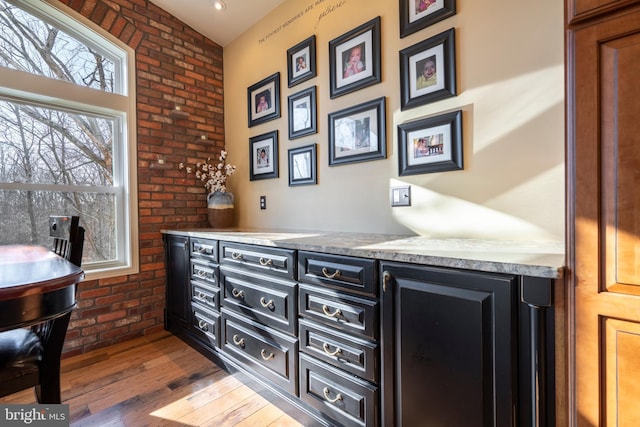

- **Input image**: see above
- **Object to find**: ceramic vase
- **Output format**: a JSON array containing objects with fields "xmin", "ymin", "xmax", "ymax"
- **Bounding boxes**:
[{"xmin": 207, "ymin": 191, "xmax": 234, "ymax": 228}]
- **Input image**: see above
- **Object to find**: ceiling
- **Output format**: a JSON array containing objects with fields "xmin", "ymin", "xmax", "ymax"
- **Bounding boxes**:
[{"xmin": 149, "ymin": 0, "xmax": 286, "ymax": 47}]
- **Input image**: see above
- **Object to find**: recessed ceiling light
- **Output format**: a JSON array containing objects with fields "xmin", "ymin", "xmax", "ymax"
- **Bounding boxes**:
[{"xmin": 211, "ymin": 0, "xmax": 226, "ymax": 11}]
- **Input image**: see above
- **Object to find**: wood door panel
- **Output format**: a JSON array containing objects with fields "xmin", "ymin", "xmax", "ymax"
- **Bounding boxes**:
[
  {"xmin": 601, "ymin": 33, "xmax": 640, "ymax": 292},
  {"xmin": 570, "ymin": 6, "xmax": 640, "ymax": 426},
  {"xmin": 604, "ymin": 319, "xmax": 640, "ymax": 426}
]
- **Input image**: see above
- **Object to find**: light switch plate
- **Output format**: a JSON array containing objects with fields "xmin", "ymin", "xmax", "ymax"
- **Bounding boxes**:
[
  {"xmin": 260, "ymin": 195, "xmax": 266, "ymax": 210},
  {"xmin": 391, "ymin": 185, "xmax": 411, "ymax": 207}
]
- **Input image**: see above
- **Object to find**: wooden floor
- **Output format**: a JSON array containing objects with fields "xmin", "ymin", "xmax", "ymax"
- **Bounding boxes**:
[{"xmin": 0, "ymin": 331, "xmax": 304, "ymax": 427}]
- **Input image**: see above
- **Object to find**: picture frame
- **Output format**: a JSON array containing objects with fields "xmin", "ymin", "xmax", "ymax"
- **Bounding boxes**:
[
  {"xmin": 400, "ymin": 27, "xmax": 456, "ymax": 111},
  {"xmin": 288, "ymin": 86, "xmax": 317, "ymax": 140},
  {"xmin": 399, "ymin": 0, "xmax": 456, "ymax": 38},
  {"xmin": 287, "ymin": 35, "xmax": 316, "ymax": 87},
  {"xmin": 329, "ymin": 16, "xmax": 381, "ymax": 99},
  {"xmin": 288, "ymin": 144, "xmax": 317, "ymax": 186},
  {"xmin": 397, "ymin": 110, "xmax": 463, "ymax": 176},
  {"xmin": 249, "ymin": 130, "xmax": 279, "ymax": 180},
  {"xmin": 328, "ymin": 97, "xmax": 386, "ymax": 166},
  {"xmin": 247, "ymin": 72, "xmax": 280, "ymax": 127}
]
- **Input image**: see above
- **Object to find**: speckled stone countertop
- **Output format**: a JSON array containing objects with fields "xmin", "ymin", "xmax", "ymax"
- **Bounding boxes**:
[{"xmin": 161, "ymin": 228, "xmax": 565, "ymax": 279}]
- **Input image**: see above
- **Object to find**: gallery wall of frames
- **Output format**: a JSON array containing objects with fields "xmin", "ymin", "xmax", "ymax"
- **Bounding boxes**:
[{"xmin": 246, "ymin": 0, "xmax": 459, "ymax": 188}]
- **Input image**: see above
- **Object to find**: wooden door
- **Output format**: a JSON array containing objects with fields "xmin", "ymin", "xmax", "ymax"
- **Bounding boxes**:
[{"xmin": 569, "ymin": 5, "xmax": 640, "ymax": 425}]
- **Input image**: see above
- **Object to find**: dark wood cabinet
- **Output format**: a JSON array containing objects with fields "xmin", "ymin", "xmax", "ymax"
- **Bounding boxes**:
[
  {"xmin": 163, "ymin": 232, "xmax": 557, "ymax": 427},
  {"xmin": 380, "ymin": 262, "xmax": 519, "ymax": 427},
  {"xmin": 163, "ymin": 233, "xmax": 190, "ymax": 331}
]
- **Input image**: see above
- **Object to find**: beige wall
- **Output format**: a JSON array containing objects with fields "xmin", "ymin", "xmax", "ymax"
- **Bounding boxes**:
[{"xmin": 223, "ymin": 0, "xmax": 564, "ymax": 242}]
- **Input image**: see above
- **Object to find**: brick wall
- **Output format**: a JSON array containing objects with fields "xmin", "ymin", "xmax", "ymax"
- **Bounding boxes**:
[{"xmin": 56, "ymin": 0, "xmax": 224, "ymax": 356}]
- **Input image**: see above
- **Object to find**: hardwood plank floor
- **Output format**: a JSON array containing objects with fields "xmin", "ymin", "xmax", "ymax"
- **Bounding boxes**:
[{"xmin": 0, "ymin": 331, "xmax": 305, "ymax": 427}]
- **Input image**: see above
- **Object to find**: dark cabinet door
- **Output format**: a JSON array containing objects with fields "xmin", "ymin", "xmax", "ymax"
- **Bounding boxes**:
[
  {"xmin": 164, "ymin": 234, "xmax": 190, "ymax": 330},
  {"xmin": 380, "ymin": 262, "xmax": 517, "ymax": 427}
]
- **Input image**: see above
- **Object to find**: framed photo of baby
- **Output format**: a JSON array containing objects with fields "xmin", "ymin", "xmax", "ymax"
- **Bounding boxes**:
[
  {"xmin": 400, "ymin": 28, "xmax": 456, "ymax": 111},
  {"xmin": 247, "ymin": 72, "xmax": 280, "ymax": 127},
  {"xmin": 399, "ymin": 0, "xmax": 456, "ymax": 38},
  {"xmin": 249, "ymin": 130, "xmax": 279, "ymax": 180},
  {"xmin": 287, "ymin": 35, "xmax": 316, "ymax": 87},
  {"xmin": 329, "ymin": 17, "xmax": 381, "ymax": 99},
  {"xmin": 397, "ymin": 110, "xmax": 463, "ymax": 176}
]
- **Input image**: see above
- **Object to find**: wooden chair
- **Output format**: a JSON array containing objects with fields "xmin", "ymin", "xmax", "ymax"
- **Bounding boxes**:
[{"xmin": 0, "ymin": 215, "xmax": 85, "ymax": 403}]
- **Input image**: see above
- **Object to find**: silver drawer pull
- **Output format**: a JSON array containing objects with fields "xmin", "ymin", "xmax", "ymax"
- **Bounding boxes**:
[
  {"xmin": 260, "ymin": 349, "xmax": 275, "ymax": 361},
  {"xmin": 197, "ymin": 246, "xmax": 206, "ymax": 253},
  {"xmin": 198, "ymin": 320, "xmax": 208, "ymax": 331},
  {"xmin": 322, "ymin": 343, "xmax": 342, "ymax": 357},
  {"xmin": 197, "ymin": 292, "xmax": 207, "ymax": 301},
  {"xmin": 321, "ymin": 267, "xmax": 341, "ymax": 279},
  {"xmin": 232, "ymin": 334, "xmax": 245, "ymax": 347},
  {"xmin": 259, "ymin": 257, "xmax": 273, "ymax": 266},
  {"xmin": 260, "ymin": 297, "xmax": 274, "ymax": 309},
  {"xmin": 231, "ymin": 252, "xmax": 243, "ymax": 260},
  {"xmin": 196, "ymin": 270, "xmax": 207, "ymax": 278},
  {"xmin": 323, "ymin": 387, "xmax": 343, "ymax": 403},
  {"xmin": 231, "ymin": 288, "xmax": 245, "ymax": 298},
  {"xmin": 322, "ymin": 304, "xmax": 342, "ymax": 318}
]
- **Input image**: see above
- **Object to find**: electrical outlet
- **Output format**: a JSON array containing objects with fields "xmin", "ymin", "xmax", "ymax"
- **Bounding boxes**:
[
  {"xmin": 260, "ymin": 195, "xmax": 266, "ymax": 210},
  {"xmin": 391, "ymin": 186, "xmax": 411, "ymax": 207}
]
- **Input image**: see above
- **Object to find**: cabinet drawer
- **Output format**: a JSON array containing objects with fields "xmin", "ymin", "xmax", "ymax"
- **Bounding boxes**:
[
  {"xmin": 299, "ymin": 319, "xmax": 378, "ymax": 383},
  {"xmin": 192, "ymin": 281, "xmax": 220, "ymax": 311},
  {"xmin": 220, "ymin": 266, "xmax": 297, "ymax": 335},
  {"xmin": 220, "ymin": 309, "xmax": 298, "ymax": 396},
  {"xmin": 192, "ymin": 303, "xmax": 220, "ymax": 349},
  {"xmin": 190, "ymin": 237, "xmax": 218, "ymax": 262},
  {"xmin": 299, "ymin": 284, "xmax": 378, "ymax": 340},
  {"xmin": 191, "ymin": 259, "xmax": 218, "ymax": 287},
  {"xmin": 299, "ymin": 252, "xmax": 377, "ymax": 297},
  {"xmin": 220, "ymin": 241, "xmax": 296, "ymax": 280},
  {"xmin": 299, "ymin": 353, "xmax": 378, "ymax": 427}
]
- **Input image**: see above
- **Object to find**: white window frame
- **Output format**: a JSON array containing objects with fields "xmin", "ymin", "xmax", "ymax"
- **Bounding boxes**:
[{"xmin": 0, "ymin": 0, "xmax": 139, "ymax": 280}]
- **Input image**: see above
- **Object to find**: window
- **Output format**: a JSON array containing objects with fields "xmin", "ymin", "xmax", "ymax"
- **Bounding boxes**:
[{"xmin": 0, "ymin": 0, "xmax": 138, "ymax": 279}]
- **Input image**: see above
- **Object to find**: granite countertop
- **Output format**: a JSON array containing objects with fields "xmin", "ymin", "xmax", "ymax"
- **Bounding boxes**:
[{"xmin": 161, "ymin": 228, "xmax": 565, "ymax": 279}]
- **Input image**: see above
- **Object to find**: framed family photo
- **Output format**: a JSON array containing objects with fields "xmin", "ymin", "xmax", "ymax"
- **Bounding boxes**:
[
  {"xmin": 397, "ymin": 110, "xmax": 463, "ymax": 176},
  {"xmin": 288, "ymin": 144, "xmax": 317, "ymax": 186},
  {"xmin": 400, "ymin": 28, "xmax": 456, "ymax": 110},
  {"xmin": 399, "ymin": 0, "xmax": 456, "ymax": 38},
  {"xmin": 249, "ymin": 130, "xmax": 279, "ymax": 180},
  {"xmin": 328, "ymin": 97, "xmax": 386, "ymax": 166},
  {"xmin": 247, "ymin": 72, "xmax": 280, "ymax": 127},
  {"xmin": 288, "ymin": 86, "xmax": 317, "ymax": 140},
  {"xmin": 329, "ymin": 16, "xmax": 381, "ymax": 98},
  {"xmin": 287, "ymin": 35, "xmax": 316, "ymax": 87}
]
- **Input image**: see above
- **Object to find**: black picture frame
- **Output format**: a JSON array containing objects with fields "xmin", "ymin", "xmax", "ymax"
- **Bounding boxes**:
[
  {"xmin": 247, "ymin": 72, "xmax": 280, "ymax": 127},
  {"xmin": 329, "ymin": 16, "xmax": 381, "ymax": 99},
  {"xmin": 399, "ymin": 0, "xmax": 456, "ymax": 38},
  {"xmin": 288, "ymin": 144, "xmax": 317, "ymax": 186},
  {"xmin": 328, "ymin": 97, "xmax": 386, "ymax": 166},
  {"xmin": 397, "ymin": 110, "xmax": 463, "ymax": 176},
  {"xmin": 400, "ymin": 27, "xmax": 456, "ymax": 111},
  {"xmin": 287, "ymin": 35, "xmax": 316, "ymax": 87},
  {"xmin": 249, "ymin": 130, "xmax": 279, "ymax": 180},
  {"xmin": 288, "ymin": 86, "xmax": 317, "ymax": 140}
]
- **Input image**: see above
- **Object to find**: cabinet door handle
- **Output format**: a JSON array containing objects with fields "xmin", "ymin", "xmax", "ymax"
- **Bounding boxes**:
[
  {"xmin": 231, "ymin": 252, "xmax": 243, "ymax": 260},
  {"xmin": 259, "ymin": 257, "xmax": 273, "ymax": 266},
  {"xmin": 323, "ymin": 387, "xmax": 343, "ymax": 403},
  {"xmin": 232, "ymin": 334, "xmax": 245, "ymax": 347},
  {"xmin": 322, "ymin": 343, "xmax": 342, "ymax": 357},
  {"xmin": 198, "ymin": 320, "xmax": 208, "ymax": 331},
  {"xmin": 260, "ymin": 349, "xmax": 275, "ymax": 360},
  {"xmin": 260, "ymin": 297, "xmax": 274, "ymax": 309},
  {"xmin": 383, "ymin": 270, "xmax": 392, "ymax": 292},
  {"xmin": 321, "ymin": 267, "xmax": 341, "ymax": 279},
  {"xmin": 231, "ymin": 288, "xmax": 245, "ymax": 298},
  {"xmin": 322, "ymin": 304, "xmax": 342, "ymax": 318}
]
